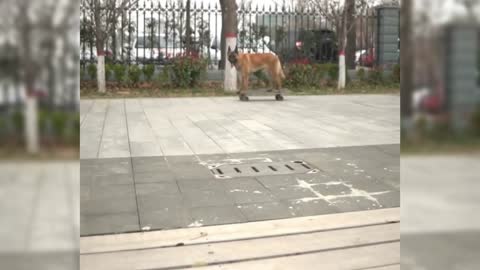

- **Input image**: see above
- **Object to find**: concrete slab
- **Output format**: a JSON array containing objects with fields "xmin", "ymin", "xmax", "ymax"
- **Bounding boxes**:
[
  {"xmin": 81, "ymin": 212, "xmax": 139, "ymax": 236},
  {"xmin": 139, "ymin": 207, "xmax": 191, "ymax": 230},
  {"xmin": 237, "ymin": 201, "xmax": 296, "ymax": 221},
  {"xmin": 80, "ymin": 145, "xmax": 399, "ymax": 236},
  {"xmin": 189, "ymin": 205, "xmax": 248, "ymax": 227},
  {"xmin": 80, "ymin": 95, "xmax": 399, "ymax": 159}
]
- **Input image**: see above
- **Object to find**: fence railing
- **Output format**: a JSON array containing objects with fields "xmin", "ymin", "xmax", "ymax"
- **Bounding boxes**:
[{"xmin": 80, "ymin": 1, "xmax": 379, "ymax": 70}]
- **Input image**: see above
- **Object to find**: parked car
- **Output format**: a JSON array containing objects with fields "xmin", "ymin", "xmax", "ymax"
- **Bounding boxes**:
[
  {"xmin": 356, "ymin": 48, "xmax": 376, "ymax": 67},
  {"xmin": 413, "ymin": 86, "xmax": 444, "ymax": 114},
  {"xmin": 284, "ymin": 29, "xmax": 337, "ymax": 64},
  {"xmin": 126, "ymin": 35, "xmax": 184, "ymax": 63}
]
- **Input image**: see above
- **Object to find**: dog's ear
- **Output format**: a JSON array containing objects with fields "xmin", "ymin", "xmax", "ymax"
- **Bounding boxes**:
[
  {"xmin": 234, "ymin": 46, "xmax": 238, "ymax": 53},
  {"xmin": 228, "ymin": 46, "xmax": 232, "ymax": 54}
]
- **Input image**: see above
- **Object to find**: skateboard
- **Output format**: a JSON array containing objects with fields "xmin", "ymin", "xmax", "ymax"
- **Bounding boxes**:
[{"xmin": 238, "ymin": 93, "xmax": 284, "ymax": 101}]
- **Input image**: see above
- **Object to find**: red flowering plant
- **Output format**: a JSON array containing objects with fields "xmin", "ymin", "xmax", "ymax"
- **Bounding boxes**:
[{"xmin": 166, "ymin": 52, "xmax": 207, "ymax": 88}]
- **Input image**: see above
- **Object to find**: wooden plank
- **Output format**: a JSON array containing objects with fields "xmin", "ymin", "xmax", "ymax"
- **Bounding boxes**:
[
  {"xmin": 81, "ymin": 223, "xmax": 398, "ymax": 270},
  {"xmin": 81, "ymin": 208, "xmax": 399, "ymax": 254},
  {"xmin": 81, "ymin": 209, "xmax": 399, "ymax": 270},
  {"xmin": 200, "ymin": 243, "xmax": 400, "ymax": 270}
]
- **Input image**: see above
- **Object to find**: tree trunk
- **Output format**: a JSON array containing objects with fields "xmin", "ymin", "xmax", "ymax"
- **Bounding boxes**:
[
  {"xmin": 345, "ymin": 0, "xmax": 356, "ymax": 69},
  {"xmin": 24, "ymin": 95, "xmax": 39, "ymax": 154},
  {"xmin": 337, "ymin": 6, "xmax": 348, "ymax": 90},
  {"xmin": 220, "ymin": 0, "xmax": 238, "ymax": 92},
  {"xmin": 19, "ymin": 4, "xmax": 39, "ymax": 154},
  {"xmin": 96, "ymin": 32, "xmax": 106, "ymax": 93},
  {"xmin": 224, "ymin": 37, "xmax": 237, "ymax": 92},
  {"xmin": 97, "ymin": 54, "xmax": 106, "ymax": 93},
  {"xmin": 219, "ymin": 3, "xmax": 226, "ymax": 70},
  {"xmin": 401, "ymin": 0, "xmax": 413, "ymax": 118},
  {"xmin": 94, "ymin": 1, "xmax": 106, "ymax": 93}
]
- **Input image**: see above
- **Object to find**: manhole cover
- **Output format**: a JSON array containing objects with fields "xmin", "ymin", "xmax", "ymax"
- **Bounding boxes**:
[{"xmin": 208, "ymin": 160, "xmax": 319, "ymax": 178}]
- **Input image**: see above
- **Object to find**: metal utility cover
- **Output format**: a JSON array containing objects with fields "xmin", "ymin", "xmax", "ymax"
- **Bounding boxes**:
[{"xmin": 210, "ymin": 161, "xmax": 318, "ymax": 178}]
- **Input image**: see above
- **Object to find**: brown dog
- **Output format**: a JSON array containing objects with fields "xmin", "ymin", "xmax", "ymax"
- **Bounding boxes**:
[{"xmin": 227, "ymin": 46, "xmax": 285, "ymax": 101}]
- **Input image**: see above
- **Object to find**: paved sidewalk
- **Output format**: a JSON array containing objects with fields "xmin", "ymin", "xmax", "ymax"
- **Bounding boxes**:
[
  {"xmin": 81, "ymin": 144, "xmax": 399, "ymax": 236},
  {"xmin": 80, "ymin": 95, "xmax": 399, "ymax": 159},
  {"xmin": 401, "ymin": 155, "xmax": 480, "ymax": 270},
  {"xmin": 0, "ymin": 162, "xmax": 79, "ymax": 270}
]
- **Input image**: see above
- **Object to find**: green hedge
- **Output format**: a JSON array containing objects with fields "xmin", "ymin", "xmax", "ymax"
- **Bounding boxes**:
[
  {"xmin": 284, "ymin": 63, "xmax": 339, "ymax": 88},
  {"xmin": 163, "ymin": 56, "xmax": 207, "ymax": 88}
]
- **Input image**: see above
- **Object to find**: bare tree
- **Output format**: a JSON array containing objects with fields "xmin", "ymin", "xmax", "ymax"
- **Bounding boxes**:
[{"xmin": 83, "ymin": 0, "xmax": 138, "ymax": 93}]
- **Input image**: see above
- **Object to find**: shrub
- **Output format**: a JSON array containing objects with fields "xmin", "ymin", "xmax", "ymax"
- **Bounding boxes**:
[
  {"xmin": 105, "ymin": 63, "xmax": 114, "ymax": 81},
  {"xmin": 142, "ymin": 64, "xmax": 155, "ymax": 81},
  {"xmin": 284, "ymin": 64, "xmax": 313, "ymax": 87},
  {"xmin": 51, "ymin": 111, "xmax": 68, "ymax": 137},
  {"xmin": 471, "ymin": 104, "xmax": 480, "ymax": 136},
  {"xmin": 80, "ymin": 67, "xmax": 86, "ymax": 80},
  {"xmin": 113, "ymin": 64, "xmax": 127, "ymax": 82},
  {"xmin": 284, "ymin": 63, "xmax": 338, "ymax": 88},
  {"xmin": 392, "ymin": 64, "xmax": 400, "ymax": 83},
  {"xmin": 165, "ymin": 55, "xmax": 207, "ymax": 88},
  {"xmin": 367, "ymin": 67, "xmax": 383, "ymax": 85},
  {"xmin": 356, "ymin": 68, "xmax": 366, "ymax": 82},
  {"xmin": 323, "ymin": 63, "xmax": 339, "ymax": 81},
  {"xmin": 128, "ymin": 65, "xmax": 142, "ymax": 84},
  {"xmin": 12, "ymin": 110, "xmax": 23, "ymax": 133},
  {"xmin": 87, "ymin": 64, "xmax": 97, "ymax": 80}
]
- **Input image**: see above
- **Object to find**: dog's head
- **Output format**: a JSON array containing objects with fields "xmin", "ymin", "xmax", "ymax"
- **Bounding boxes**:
[{"xmin": 227, "ymin": 46, "xmax": 239, "ymax": 68}]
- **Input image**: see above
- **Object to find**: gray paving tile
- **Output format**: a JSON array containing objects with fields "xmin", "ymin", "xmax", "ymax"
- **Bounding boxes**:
[
  {"xmin": 282, "ymin": 199, "xmax": 339, "ymax": 217},
  {"xmin": 182, "ymin": 189, "xmax": 234, "ymax": 208},
  {"xmin": 81, "ymin": 196, "xmax": 137, "ymax": 215},
  {"xmin": 267, "ymin": 185, "xmax": 317, "ymax": 200},
  {"xmin": 329, "ymin": 197, "xmax": 384, "ymax": 213},
  {"xmin": 170, "ymin": 165, "xmax": 215, "ymax": 181},
  {"xmin": 81, "ymin": 212, "xmax": 139, "ymax": 236},
  {"xmin": 89, "ymin": 184, "xmax": 135, "ymax": 200},
  {"xmin": 177, "ymin": 179, "xmax": 225, "ymax": 192},
  {"xmin": 134, "ymin": 171, "xmax": 176, "ymax": 183},
  {"xmin": 346, "ymin": 177, "xmax": 398, "ymax": 193},
  {"xmin": 312, "ymin": 182, "xmax": 352, "ymax": 196},
  {"xmin": 135, "ymin": 183, "xmax": 180, "ymax": 196},
  {"xmin": 132, "ymin": 156, "xmax": 169, "ymax": 173},
  {"xmin": 91, "ymin": 174, "xmax": 133, "ymax": 186},
  {"xmin": 372, "ymin": 190, "xmax": 400, "ymax": 208},
  {"xmin": 255, "ymin": 174, "xmax": 300, "ymax": 188},
  {"xmin": 189, "ymin": 205, "xmax": 247, "ymax": 226},
  {"xmin": 137, "ymin": 193, "xmax": 183, "ymax": 212},
  {"xmin": 237, "ymin": 201, "xmax": 295, "ymax": 222},
  {"xmin": 139, "ymin": 207, "xmax": 191, "ymax": 230},
  {"xmin": 223, "ymin": 178, "xmax": 276, "ymax": 204}
]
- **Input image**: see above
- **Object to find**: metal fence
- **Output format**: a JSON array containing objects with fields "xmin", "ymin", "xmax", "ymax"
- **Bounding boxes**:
[{"xmin": 80, "ymin": 1, "xmax": 380, "ymax": 70}]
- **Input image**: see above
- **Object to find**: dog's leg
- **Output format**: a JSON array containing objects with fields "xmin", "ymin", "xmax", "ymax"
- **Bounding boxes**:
[{"xmin": 239, "ymin": 68, "xmax": 250, "ymax": 101}]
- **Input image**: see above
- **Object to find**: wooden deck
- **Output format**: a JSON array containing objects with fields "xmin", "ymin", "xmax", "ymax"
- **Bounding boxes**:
[{"xmin": 81, "ymin": 208, "xmax": 400, "ymax": 270}]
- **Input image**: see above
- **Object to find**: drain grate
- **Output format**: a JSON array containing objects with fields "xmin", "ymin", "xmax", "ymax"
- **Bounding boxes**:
[{"xmin": 209, "ymin": 160, "xmax": 318, "ymax": 178}]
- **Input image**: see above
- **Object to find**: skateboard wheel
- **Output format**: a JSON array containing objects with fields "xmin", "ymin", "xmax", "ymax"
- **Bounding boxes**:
[
  {"xmin": 275, "ymin": 94, "xmax": 284, "ymax": 101},
  {"xmin": 239, "ymin": 94, "xmax": 249, "ymax": 101}
]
